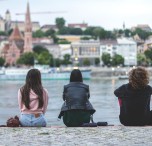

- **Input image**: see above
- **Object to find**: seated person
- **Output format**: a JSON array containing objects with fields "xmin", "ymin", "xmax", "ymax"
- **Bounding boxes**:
[
  {"xmin": 58, "ymin": 69, "xmax": 95, "ymax": 127},
  {"xmin": 114, "ymin": 67, "xmax": 152, "ymax": 126},
  {"xmin": 18, "ymin": 69, "xmax": 49, "ymax": 127}
]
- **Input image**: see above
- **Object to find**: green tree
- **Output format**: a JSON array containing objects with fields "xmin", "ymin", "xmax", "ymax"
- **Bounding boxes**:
[
  {"xmin": 8, "ymin": 29, "xmax": 13, "ymax": 36},
  {"xmin": 93, "ymin": 28, "xmax": 101, "ymax": 38},
  {"xmin": 106, "ymin": 31, "xmax": 116, "ymax": 39},
  {"xmin": 144, "ymin": 49, "xmax": 152, "ymax": 60},
  {"xmin": 37, "ymin": 51, "xmax": 53, "ymax": 65},
  {"xmin": 101, "ymin": 53, "xmax": 111, "ymax": 66},
  {"xmin": 70, "ymin": 28, "xmax": 83, "ymax": 35},
  {"xmin": 33, "ymin": 45, "xmax": 49, "ymax": 55},
  {"xmin": 55, "ymin": 17, "xmax": 65, "ymax": 29},
  {"xmin": 137, "ymin": 53, "xmax": 147, "ymax": 66},
  {"xmin": 0, "ymin": 31, "xmax": 7, "ymax": 36},
  {"xmin": 118, "ymin": 29, "xmax": 123, "ymax": 35},
  {"xmin": 32, "ymin": 30, "xmax": 45, "ymax": 38},
  {"xmin": 17, "ymin": 52, "xmax": 34, "ymax": 66},
  {"xmin": 5, "ymin": 63, "xmax": 10, "ymax": 68},
  {"xmin": 99, "ymin": 28, "xmax": 106, "ymax": 39},
  {"xmin": 83, "ymin": 58, "xmax": 90, "ymax": 66},
  {"xmin": 51, "ymin": 34, "xmax": 59, "ymax": 44},
  {"xmin": 124, "ymin": 29, "xmax": 131, "ymax": 37},
  {"xmin": 58, "ymin": 39, "xmax": 70, "ymax": 44},
  {"xmin": 132, "ymin": 28, "xmax": 151, "ymax": 40},
  {"xmin": 54, "ymin": 58, "xmax": 61, "ymax": 67},
  {"xmin": 95, "ymin": 58, "xmax": 100, "ymax": 65},
  {"xmin": 80, "ymin": 37, "xmax": 90, "ymax": 40},
  {"xmin": 0, "ymin": 57, "xmax": 5, "ymax": 66},
  {"xmin": 83, "ymin": 27, "xmax": 95, "ymax": 36},
  {"xmin": 58, "ymin": 27, "xmax": 70, "ymax": 34},
  {"xmin": 111, "ymin": 54, "xmax": 124, "ymax": 66},
  {"xmin": 45, "ymin": 29, "xmax": 55, "ymax": 37},
  {"xmin": 62, "ymin": 54, "xmax": 72, "ymax": 65}
]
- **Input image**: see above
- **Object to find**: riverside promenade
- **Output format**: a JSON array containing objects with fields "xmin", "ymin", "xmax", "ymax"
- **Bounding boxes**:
[{"xmin": 1, "ymin": 126, "xmax": 152, "ymax": 145}]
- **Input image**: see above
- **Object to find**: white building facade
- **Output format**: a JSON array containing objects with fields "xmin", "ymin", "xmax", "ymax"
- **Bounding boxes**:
[
  {"xmin": 100, "ymin": 39, "xmax": 118, "ymax": 57},
  {"xmin": 71, "ymin": 40, "xmax": 100, "ymax": 66},
  {"xmin": 100, "ymin": 38, "xmax": 137, "ymax": 66},
  {"xmin": 117, "ymin": 38, "xmax": 137, "ymax": 66}
]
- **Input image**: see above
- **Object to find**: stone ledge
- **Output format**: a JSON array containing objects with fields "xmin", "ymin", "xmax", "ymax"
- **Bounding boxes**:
[{"xmin": 0, "ymin": 127, "xmax": 152, "ymax": 145}]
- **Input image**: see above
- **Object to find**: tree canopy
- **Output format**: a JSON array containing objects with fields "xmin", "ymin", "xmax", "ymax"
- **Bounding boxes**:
[
  {"xmin": 62, "ymin": 54, "xmax": 72, "ymax": 65},
  {"xmin": 55, "ymin": 17, "xmax": 65, "ymax": 29},
  {"xmin": 111, "ymin": 54, "xmax": 124, "ymax": 66},
  {"xmin": 83, "ymin": 58, "xmax": 90, "ymax": 66},
  {"xmin": 137, "ymin": 53, "xmax": 147, "ymax": 66},
  {"xmin": 101, "ymin": 53, "xmax": 111, "ymax": 66},
  {"xmin": 33, "ymin": 45, "xmax": 49, "ymax": 55},
  {"xmin": 0, "ymin": 57, "xmax": 5, "ymax": 66},
  {"xmin": 16, "ymin": 52, "xmax": 34, "ymax": 66},
  {"xmin": 95, "ymin": 58, "xmax": 100, "ymax": 65}
]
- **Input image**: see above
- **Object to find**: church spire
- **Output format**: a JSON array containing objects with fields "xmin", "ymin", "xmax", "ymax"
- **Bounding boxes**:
[
  {"xmin": 25, "ymin": 2, "xmax": 32, "ymax": 32},
  {"xmin": 24, "ymin": 2, "xmax": 32, "ymax": 52}
]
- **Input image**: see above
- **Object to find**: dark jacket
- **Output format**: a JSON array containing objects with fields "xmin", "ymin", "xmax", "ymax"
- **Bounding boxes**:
[
  {"xmin": 58, "ymin": 82, "xmax": 96, "ymax": 118},
  {"xmin": 114, "ymin": 83, "xmax": 152, "ymax": 126}
]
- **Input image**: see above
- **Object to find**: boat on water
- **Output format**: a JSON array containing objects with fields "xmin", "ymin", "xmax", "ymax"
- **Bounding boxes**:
[
  {"xmin": 0, "ymin": 67, "xmax": 91, "ymax": 80},
  {"xmin": 118, "ymin": 75, "xmax": 129, "ymax": 80}
]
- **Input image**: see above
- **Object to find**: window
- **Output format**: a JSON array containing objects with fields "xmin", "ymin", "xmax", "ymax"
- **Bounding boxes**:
[{"xmin": 12, "ymin": 54, "xmax": 16, "ymax": 57}]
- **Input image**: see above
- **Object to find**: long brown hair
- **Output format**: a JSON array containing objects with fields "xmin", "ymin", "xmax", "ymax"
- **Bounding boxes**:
[{"xmin": 21, "ymin": 69, "xmax": 44, "ymax": 109}]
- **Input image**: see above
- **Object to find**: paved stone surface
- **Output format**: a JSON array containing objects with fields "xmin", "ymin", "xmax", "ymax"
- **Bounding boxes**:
[{"xmin": 0, "ymin": 126, "xmax": 152, "ymax": 145}]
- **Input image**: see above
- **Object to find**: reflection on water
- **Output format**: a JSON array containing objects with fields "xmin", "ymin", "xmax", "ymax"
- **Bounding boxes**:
[{"xmin": 1, "ymin": 78, "xmax": 151, "ymax": 126}]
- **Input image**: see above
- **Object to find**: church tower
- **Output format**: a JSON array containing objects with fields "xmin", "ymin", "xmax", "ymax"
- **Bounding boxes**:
[
  {"xmin": 24, "ymin": 2, "xmax": 32, "ymax": 52},
  {"xmin": 5, "ymin": 10, "xmax": 11, "ymax": 32}
]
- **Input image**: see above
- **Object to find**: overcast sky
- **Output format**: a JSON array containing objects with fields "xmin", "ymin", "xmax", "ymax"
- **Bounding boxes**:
[{"xmin": 0, "ymin": 0, "xmax": 152, "ymax": 30}]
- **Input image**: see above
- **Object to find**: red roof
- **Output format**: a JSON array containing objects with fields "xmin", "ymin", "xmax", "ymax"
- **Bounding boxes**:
[
  {"xmin": 1, "ymin": 44, "xmax": 9, "ymax": 53},
  {"xmin": 68, "ymin": 24, "xmax": 88, "ymax": 28},
  {"xmin": 9, "ymin": 26, "xmax": 23, "ymax": 41}
]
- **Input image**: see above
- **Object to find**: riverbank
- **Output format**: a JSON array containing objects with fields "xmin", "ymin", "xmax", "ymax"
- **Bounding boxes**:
[
  {"xmin": 91, "ymin": 67, "xmax": 152, "ymax": 77},
  {"xmin": 0, "ymin": 126, "xmax": 152, "ymax": 145}
]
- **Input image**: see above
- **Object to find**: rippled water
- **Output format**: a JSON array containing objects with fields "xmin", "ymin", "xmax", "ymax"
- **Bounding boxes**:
[{"xmin": 1, "ymin": 78, "xmax": 151, "ymax": 126}]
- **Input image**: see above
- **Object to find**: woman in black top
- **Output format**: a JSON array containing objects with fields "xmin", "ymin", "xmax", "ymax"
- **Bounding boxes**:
[
  {"xmin": 58, "ymin": 69, "xmax": 95, "ymax": 127},
  {"xmin": 114, "ymin": 67, "xmax": 152, "ymax": 126}
]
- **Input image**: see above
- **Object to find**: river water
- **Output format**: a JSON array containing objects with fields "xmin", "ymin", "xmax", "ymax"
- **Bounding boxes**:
[{"xmin": 1, "ymin": 78, "xmax": 151, "ymax": 126}]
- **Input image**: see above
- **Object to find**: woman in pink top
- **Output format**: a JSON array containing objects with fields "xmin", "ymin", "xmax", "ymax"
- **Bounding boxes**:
[{"xmin": 18, "ymin": 69, "xmax": 49, "ymax": 127}]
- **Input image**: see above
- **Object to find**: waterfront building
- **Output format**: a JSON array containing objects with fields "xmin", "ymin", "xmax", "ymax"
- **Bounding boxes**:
[
  {"xmin": 1, "ymin": 3, "xmax": 33, "ymax": 65},
  {"xmin": 41, "ymin": 25, "xmax": 58, "ymax": 32},
  {"xmin": 100, "ymin": 39, "xmax": 118, "ymax": 57},
  {"xmin": 0, "ymin": 10, "xmax": 40, "ymax": 32},
  {"xmin": 57, "ymin": 35, "xmax": 91, "ymax": 43},
  {"xmin": 100, "ymin": 38, "xmax": 137, "ymax": 66},
  {"xmin": 68, "ymin": 23, "xmax": 88, "ymax": 31},
  {"xmin": 71, "ymin": 40, "xmax": 100, "ymax": 66},
  {"xmin": 59, "ymin": 44, "xmax": 71, "ymax": 59},
  {"xmin": 117, "ymin": 37, "xmax": 137, "ymax": 66},
  {"xmin": 46, "ymin": 44, "xmax": 60, "ymax": 58},
  {"xmin": 41, "ymin": 44, "xmax": 71, "ymax": 59}
]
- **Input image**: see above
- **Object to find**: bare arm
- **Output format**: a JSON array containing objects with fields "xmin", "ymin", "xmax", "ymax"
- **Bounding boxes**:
[
  {"xmin": 43, "ymin": 89, "xmax": 49, "ymax": 114},
  {"xmin": 18, "ymin": 89, "xmax": 22, "ymax": 113}
]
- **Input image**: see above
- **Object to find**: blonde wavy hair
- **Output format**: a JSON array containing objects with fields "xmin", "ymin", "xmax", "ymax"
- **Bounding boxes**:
[{"xmin": 129, "ymin": 67, "xmax": 149, "ymax": 90}]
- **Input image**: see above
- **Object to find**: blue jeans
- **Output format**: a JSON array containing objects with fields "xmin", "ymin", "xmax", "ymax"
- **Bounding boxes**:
[{"xmin": 19, "ymin": 114, "xmax": 47, "ymax": 127}]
